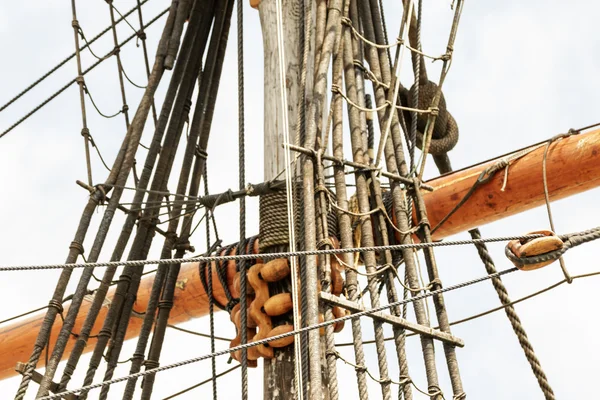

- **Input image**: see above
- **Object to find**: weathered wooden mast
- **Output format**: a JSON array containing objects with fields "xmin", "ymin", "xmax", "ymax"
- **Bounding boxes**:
[{"xmin": 255, "ymin": 0, "xmax": 305, "ymax": 398}]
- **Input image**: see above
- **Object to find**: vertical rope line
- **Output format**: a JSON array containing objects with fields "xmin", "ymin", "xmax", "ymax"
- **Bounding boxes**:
[
  {"xmin": 542, "ymin": 140, "xmax": 572, "ymax": 283},
  {"xmin": 374, "ymin": 0, "xmax": 413, "ymax": 169},
  {"xmin": 296, "ymin": 0, "xmax": 311, "ymax": 395},
  {"xmin": 70, "ymin": 0, "xmax": 93, "ymax": 186},
  {"xmin": 408, "ymin": 0, "xmax": 422, "ymax": 172},
  {"xmin": 106, "ymin": 0, "xmax": 132, "ymax": 128},
  {"xmin": 274, "ymin": 0, "xmax": 303, "ymax": 397},
  {"xmin": 236, "ymin": 0, "xmax": 249, "ymax": 397},
  {"xmin": 136, "ymin": 0, "xmax": 159, "ymax": 124},
  {"xmin": 417, "ymin": 0, "xmax": 464, "ymax": 180},
  {"xmin": 334, "ymin": 3, "xmax": 370, "ymax": 397},
  {"xmin": 208, "ymin": 258, "xmax": 218, "ymax": 400},
  {"xmin": 357, "ymin": 0, "xmax": 443, "ymax": 393},
  {"xmin": 345, "ymin": 3, "xmax": 393, "ymax": 399}
]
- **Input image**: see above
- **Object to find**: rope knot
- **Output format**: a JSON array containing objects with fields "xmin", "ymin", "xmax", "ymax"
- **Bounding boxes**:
[
  {"xmin": 314, "ymin": 184, "xmax": 328, "ymax": 195},
  {"xmin": 121, "ymin": 104, "xmax": 129, "ymax": 113},
  {"xmin": 354, "ymin": 364, "xmax": 367, "ymax": 373},
  {"xmin": 340, "ymin": 16, "xmax": 352, "ymax": 26},
  {"xmin": 316, "ymin": 237, "xmax": 334, "ymax": 249},
  {"xmin": 75, "ymin": 75, "xmax": 85, "ymax": 86},
  {"xmin": 92, "ymin": 184, "xmax": 107, "ymax": 204},
  {"xmin": 112, "ymin": 45, "xmax": 120, "ymax": 56},
  {"xmin": 428, "ymin": 277, "xmax": 443, "ymax": 290},
  {"xmin": 137, "ymin": 30, "xmax": 147, "ymax": 41},
  {"xmin": 439, "ymin": 51, "xmax": 453, "ymax": 62},
  {"xmin": 71, "ymin": 19, "xmax": 80, "ymax": 29}
]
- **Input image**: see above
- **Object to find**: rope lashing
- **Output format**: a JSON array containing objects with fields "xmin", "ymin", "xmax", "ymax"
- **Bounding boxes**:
[
  {"xmin": 400, "ymin": 80, "xmax": 459, "ymax": 155},
  {"xmin": 259, "ymin": 184, "xmax": 338, "ymax": 251},
  {"xmin": 506, "ymin": 227, "xmax": 600, "ymax": 270}
]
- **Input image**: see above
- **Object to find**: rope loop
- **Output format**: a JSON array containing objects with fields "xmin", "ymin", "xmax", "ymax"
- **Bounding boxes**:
[
  {"xmin": 158, "ymin": 300, "xmax": 174, "ymax": 310},
  {"xmin": 48, "ymin": 299, "xmax": 64, "ymax": 313},
  {"xmin": 143, "ymin": 360, "xmax": 160, "ymax": 369},
  {"xmin": 69, "ymin": 240, "xmax": 85, "ymax": 255},
  {"xmin": 195, "ymin": 147, "xmax": 208, "ymax": 159},
  {"xmin": 428, "ymin": 277, "xmax": 443, "ymax": 290},
  {"xmin": 98, "ymin": 327, "xmax": 112, "ymax": 339},
  {"xmin": 316, "ymin": 237, "xmax": 334, "ymax": 249}
]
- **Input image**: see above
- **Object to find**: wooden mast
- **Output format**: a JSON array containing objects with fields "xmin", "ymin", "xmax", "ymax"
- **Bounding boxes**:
[
  {"xmin": 256, "ymin": 0, "xmax": 304, "ymax": 398},
  {"xmin": 2, "ymin": 128, "xmax": 600, "ymax": 381}
]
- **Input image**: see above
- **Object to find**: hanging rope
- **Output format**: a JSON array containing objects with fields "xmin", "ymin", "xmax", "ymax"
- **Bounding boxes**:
[{"xmin": 470, "ymin": 229, "xmax": 556, "ymax": 400}]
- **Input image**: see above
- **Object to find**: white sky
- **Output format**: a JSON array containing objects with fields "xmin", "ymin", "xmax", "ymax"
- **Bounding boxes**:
[{"xmin": 1, "ymin": 0, "xmax": 599, "ymax": 399}]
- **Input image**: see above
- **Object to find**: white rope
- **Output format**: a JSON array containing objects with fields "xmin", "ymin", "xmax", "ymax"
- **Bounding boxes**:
[{"xmin": 274, "ymin": 0, "xmax": 304, "ymax": 397}]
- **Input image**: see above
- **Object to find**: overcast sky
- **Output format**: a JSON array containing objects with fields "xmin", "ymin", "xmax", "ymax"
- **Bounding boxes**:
[{"xmin": 1, "ymin": 0, "xmax": 600, "ymax": 399}]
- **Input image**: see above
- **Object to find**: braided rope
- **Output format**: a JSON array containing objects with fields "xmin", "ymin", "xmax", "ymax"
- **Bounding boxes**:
[
  {"xmin": 470, "ymin": 229, "xmax": 556, "ymax": 400},
  {"xmin": 0, "ymin": 234, "xmax": 554, "ymax": 272}
]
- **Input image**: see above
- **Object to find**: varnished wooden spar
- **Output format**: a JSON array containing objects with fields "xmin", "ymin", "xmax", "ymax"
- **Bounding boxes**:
[
  {"xmin": 0, "ymin": 257, "xmax": 241, "ymax": 381},
  {"xmin": 2, "ymin": 128, "xmax": 600, "ymax": 381},
  {"xmin": 422, "ymin": 128, "xmax": 600, "ymax": 240}
]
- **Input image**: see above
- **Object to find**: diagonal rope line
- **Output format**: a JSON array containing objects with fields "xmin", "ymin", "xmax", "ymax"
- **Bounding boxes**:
[
  {"xmin": 0, "ymin": 234, "xmax": 555, "ymax": 272},
  {"xmin": 0, "ymin": 0, "xmax": 154, "ymax": 113},
  {"xmin": 39, "ymin": 265, "xmax": 520, "ymax": 400}
]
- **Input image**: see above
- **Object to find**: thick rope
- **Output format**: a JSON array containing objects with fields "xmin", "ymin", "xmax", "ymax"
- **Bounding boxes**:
[{"xmin": 470, "ymin": 229, "xmax": 555, "ymax": 399}]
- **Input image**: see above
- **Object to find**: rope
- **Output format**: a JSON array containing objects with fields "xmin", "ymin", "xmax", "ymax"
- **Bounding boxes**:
[
  {"xmin": 416, "ymin": 0, "xmax": 464, "ymax": 179},
  {"xmin": 134, "ymin": 0, "xmax": 159, "ymax": 124},
  {"xmin": 237, "ymin": 0, "xmax": 249, "ymax": 396},
  {"xmin": 162, "ymin": 365, "xmax": 241, "ymax": 399},
  {"xmin": 542, "ymin": 133, "xmax": 573, "ymax": 282},
  {"xmin": 470, "ymin": 229, "xmax": 556, "ymax": 400},
  {"xmin": 39, "ymin": 265, "xmax": 520, "ymax": 400},
  {"xmin": 373, "ymin": 0, "xmax": 413, "ymax": 170},
  {"xmin": 0, "ymin": 0, "xmax": 153, "ymax": 113},
  {"xmin": 70, "ymin": 1, "xmax": 94, "ymax": 188},
  {"xmin": 0, "ymin": 7, "xmax": 169, "ymax": 140},
  {"xmin": 0, "ymin": 233, "xmax": 559, "ymax": 272},
  {"xmin": 336, "ymin": 270, "xmax": 600, "ymax": 347}
]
